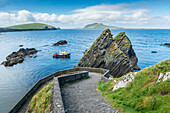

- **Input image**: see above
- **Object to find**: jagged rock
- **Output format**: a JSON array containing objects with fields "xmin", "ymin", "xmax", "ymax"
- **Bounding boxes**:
[
  {"xmin": 112, "ymin": 72, "xmax": 137, "ymax": 91},
  {"xmin": 52, "ymin": 40, "xmax": 67, "ymax": 46},
  {"xmin": 1, "ymin": 48, "xmax": 38, "ymax": 66},
  {"xmin": 77, "ymin": 29, "xmax": 140, "ymax": 77}
]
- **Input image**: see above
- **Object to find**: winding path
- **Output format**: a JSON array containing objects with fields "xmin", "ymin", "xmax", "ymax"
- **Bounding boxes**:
[{"xmin": 60, "ymin": 72, "xmax": 118, "ymax": 113}]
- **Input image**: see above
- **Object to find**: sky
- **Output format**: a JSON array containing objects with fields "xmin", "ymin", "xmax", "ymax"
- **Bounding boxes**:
[{"xmin": 0, "ymin": 0, "xmax": 170, "ymax": 28}]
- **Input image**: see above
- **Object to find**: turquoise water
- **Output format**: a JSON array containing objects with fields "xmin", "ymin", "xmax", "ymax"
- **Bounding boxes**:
[{"xmin": 0, "ymin": 29, "xmax": 170, "ymax": 112}]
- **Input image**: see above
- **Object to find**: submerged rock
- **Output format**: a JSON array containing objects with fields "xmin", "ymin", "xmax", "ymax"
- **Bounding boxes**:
[
  {"xmin": 77, "ymin": 29, "xmax": 140, "ymax": 78},
  {"xmin": 19, "ymin": 45, "xmax": 23, "ymax": 47},
  {"xmin": 52, "ymin": 40, "xmax": 67, "ymax": 46},
  {"xmin": 1, "ymin": 48, "xmax": 38, "ymax": 66},
  {"xmin": 151, "ymin": 51, "xmax": 157, "ymax": 53}
]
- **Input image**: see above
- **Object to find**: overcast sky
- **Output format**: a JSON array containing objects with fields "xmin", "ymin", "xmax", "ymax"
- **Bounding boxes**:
[{"xmin": 0, "ymin": 0, "xmax": 170, "ymax": 28}]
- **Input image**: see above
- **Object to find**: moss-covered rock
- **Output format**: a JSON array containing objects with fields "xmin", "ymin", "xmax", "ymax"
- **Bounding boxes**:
[{"xmin": 77, "ymin": 29, "xmax": 140, "ymax": 78}]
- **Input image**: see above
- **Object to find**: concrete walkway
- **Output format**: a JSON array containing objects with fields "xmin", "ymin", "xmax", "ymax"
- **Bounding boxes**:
[{"xmin": 60, "ymin": 73, "xmax": 118, "ymax": 113}]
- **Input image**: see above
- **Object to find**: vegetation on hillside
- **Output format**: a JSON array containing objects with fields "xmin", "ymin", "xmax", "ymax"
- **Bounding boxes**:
[
  {"xmin": 97, "ymin": 59, "xmax": 170, "ymax": 113},
  {"xmin": 84, "ymin": 23, "xmax": 121, "ymax": 29},
  {"xmin": 26, "ymin": 81, "xmax": 54, "ymax": 113},
  {"xmin": 5, "ymin": 23, "xmax": 58, "ymax": 30}
]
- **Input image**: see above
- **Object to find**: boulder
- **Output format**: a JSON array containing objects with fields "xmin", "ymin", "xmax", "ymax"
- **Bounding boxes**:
[
  {"xmin": 1, "ymin": 48, "xmax": 38, "ymax": 66},
  {"xmin": 77, "ymin": 29, "xmax": 140, "ymax": 78},
  {"xmin": 52, "ymin": 40, "xmax": 67, "ymax": 46}
]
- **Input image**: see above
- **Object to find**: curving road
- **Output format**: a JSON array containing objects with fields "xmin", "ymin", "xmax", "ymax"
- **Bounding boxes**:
[{"xmin": 60, "ymin": 72, "xmax": 118, "ymax": 113}]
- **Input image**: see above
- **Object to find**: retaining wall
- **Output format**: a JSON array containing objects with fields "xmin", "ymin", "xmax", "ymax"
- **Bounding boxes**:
[
  {"xmin": 53, "ymin": 71, "xmax": 89, "ymax": 113},
  {"xmin": 9, "ymin": 67, "xmax": 109, "ymax": 113}
]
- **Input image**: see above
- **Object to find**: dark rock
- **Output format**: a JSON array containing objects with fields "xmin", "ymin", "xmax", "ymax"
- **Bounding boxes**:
[
  {"xmin": 19, "ymin": 45, "xmax": 23, "ymax": 47},
  {"xmin": 33, "ymin": 56, "xmax": 37, "ymax": 58},
  {"xmin": 84, "ymin": 49, "xmax": 87, "ymax": 54},
  {"xmin": 163, "ymin": 43, "xmax": 170, "ymax": 47},
  {"xmin": 77, "ymin": 29, "xmax": 140, "ymax": 78},
  {"xmin": 1, "ymin": 48, "xmax": 38, "ymax": 66},
  {"xmin": 29, "ymin": 56, "xmax": 33, "ymax": 58},
  {"xmin": 151, "ymin": 51, "xmax": 157, "ymax": 53},
  {"xmin": 52, "ymin": 40, "xmax": 67, "ymax": 46},
  {"xmin": 133, "ymin": 65, "xmax": 141, "ymax": 70}
]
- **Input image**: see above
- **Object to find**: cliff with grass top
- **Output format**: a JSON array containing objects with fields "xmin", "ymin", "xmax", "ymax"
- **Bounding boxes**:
[
  {"xmin": 97, "ymin": 59, "xmax": 170, "ymax": 113},
  {"xmin": 0, "ymin": 23, "xmax": 60, "ymax": 32},
  {"xmin": 77, "ymin": 29, "xmax": 140, "ymax": 78}
]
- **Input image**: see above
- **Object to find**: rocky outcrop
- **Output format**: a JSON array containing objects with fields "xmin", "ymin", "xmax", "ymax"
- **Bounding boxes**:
[
  {"xmin": 163, "ymin": 43, "xmax": 170, "ymax": 47},
  {"xmin": 52, "ymin": 40, "xmax": 67, "ymax": 46},
  {"xmin": 1, "ymin": 48, "xmax": 38, "ymax": 66},
  {"xmin": 77, "ymin": 29, "xmax": 140, "ymax": 77},
  {"xmin": 112, "ymin": 72, "xmax": 137, "ymax": 91},
  {"xmin": 157, "ymin": 72, "xmax": 170, "ymax": 82}
]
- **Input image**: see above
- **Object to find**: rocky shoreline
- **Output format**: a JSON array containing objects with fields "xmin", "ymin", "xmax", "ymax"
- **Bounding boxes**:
[{"xmin": 1, "ymin": 48, "xmax": 38, "ymax": 66}]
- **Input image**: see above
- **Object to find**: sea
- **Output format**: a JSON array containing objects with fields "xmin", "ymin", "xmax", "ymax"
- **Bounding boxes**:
[{"xmin": 0, "ymin": 29, "xmax": 170, "ymax": 113}]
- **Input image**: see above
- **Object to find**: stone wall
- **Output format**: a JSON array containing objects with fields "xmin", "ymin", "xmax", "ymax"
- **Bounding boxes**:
[
  {"xmin": 9, "ymin": 67, "xmax": 109, "ymax": 113},
  {"xmin": 53, "ymin": 71, "xmax": 89, "ymax": 113}
]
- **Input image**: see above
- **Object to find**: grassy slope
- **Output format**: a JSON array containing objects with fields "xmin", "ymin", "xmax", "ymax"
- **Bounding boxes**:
[
  {"xmin": 5, "ymin": 23, "xmax": 55, "ymax": 29},
  {"xmin": 26, "ymin": 81, "xmax": 54, "ymax": 113},
  {"xmin": 84, "ymin": 23, "xmax": 121, "ymax": 29},
  {"xmin": 97, "ymin": 59, "xmax": 170, "ymax": 113}
]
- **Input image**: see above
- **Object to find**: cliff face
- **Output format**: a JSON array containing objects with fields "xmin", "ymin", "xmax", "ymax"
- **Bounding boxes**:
[{"xmin": 77, "ymin": 29, "xmax": 140, "ymax": 78}]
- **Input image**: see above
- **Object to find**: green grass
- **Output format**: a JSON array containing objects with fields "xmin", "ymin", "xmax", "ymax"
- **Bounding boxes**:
[
  {"xmin": 26, "ymin": 81, "xmax": 54, "ymax": 113},
  {"xmin": 84, "ymin": 23, "xmax": 121, "ymax": 29},
  {"xmin": 97, "ymin": 59, "xmax": 170, "ymax": 113},
  {"xmin": 5, "ymin": 23, "xmax": 56, "ymax": 30}
]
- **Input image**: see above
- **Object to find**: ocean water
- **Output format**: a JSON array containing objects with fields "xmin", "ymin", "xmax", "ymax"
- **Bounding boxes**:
[{"xmin": 0, "ymin": 29, "xmax": 170, "ymax": 112}]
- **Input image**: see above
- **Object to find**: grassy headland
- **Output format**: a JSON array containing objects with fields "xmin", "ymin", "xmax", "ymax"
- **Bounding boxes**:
[
  {"xmin": 26, "ymin": 81, "xmax": 54, "ymax": 113},
  {"xmin": 0, "ymin": 23, "xmax": 60, "ymax": 32},
  {"xmin": 97, "ymin": 59, "xmax": 170, "ymax": 113},
  {"xmin": 84, "ymin": 23, "xmax": 121, "ymax": 29}
]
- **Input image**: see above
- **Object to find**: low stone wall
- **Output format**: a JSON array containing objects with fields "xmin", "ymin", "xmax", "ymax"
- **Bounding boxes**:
[
  {"xmin": 53, "ymin": 71, "xmax": 89, "ymax": 113},
  {"xmin": 9, "ymin": 67, "xmax": 109, "ymax": 113}
]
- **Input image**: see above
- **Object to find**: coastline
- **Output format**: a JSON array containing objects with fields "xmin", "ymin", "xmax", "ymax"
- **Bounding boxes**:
[{"xmin": 0, "ymin": 28, "xmax": 60, "ymax": 32}]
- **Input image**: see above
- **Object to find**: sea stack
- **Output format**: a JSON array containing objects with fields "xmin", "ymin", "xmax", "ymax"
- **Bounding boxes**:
[{"xmin": 77, "ymin": 29, "xmax": 140, "ymax": 78}]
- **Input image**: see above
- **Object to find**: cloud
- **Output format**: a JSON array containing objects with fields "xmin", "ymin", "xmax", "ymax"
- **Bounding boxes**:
[{"xmin": 0, "ymin": 4, "xmax": 170, "ymax": 28}]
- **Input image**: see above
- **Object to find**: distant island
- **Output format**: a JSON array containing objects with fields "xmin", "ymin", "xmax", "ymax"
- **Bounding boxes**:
[
  {"xmin": 0, "ymin": 23, "xmax": 60, "ymax": 32},
  {"xmin": 83, "ymin": 23, "xmax": 122, "ymax": 29}
]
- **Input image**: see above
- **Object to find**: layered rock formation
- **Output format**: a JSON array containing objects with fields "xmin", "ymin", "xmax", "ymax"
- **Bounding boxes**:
[
  {"xmin": 77, "ymin": 29, "xmax": 140, "ymax": 77},
  {"xmin": 1, "ymin": 48, "xmax": 38, "ymax": 66}
]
